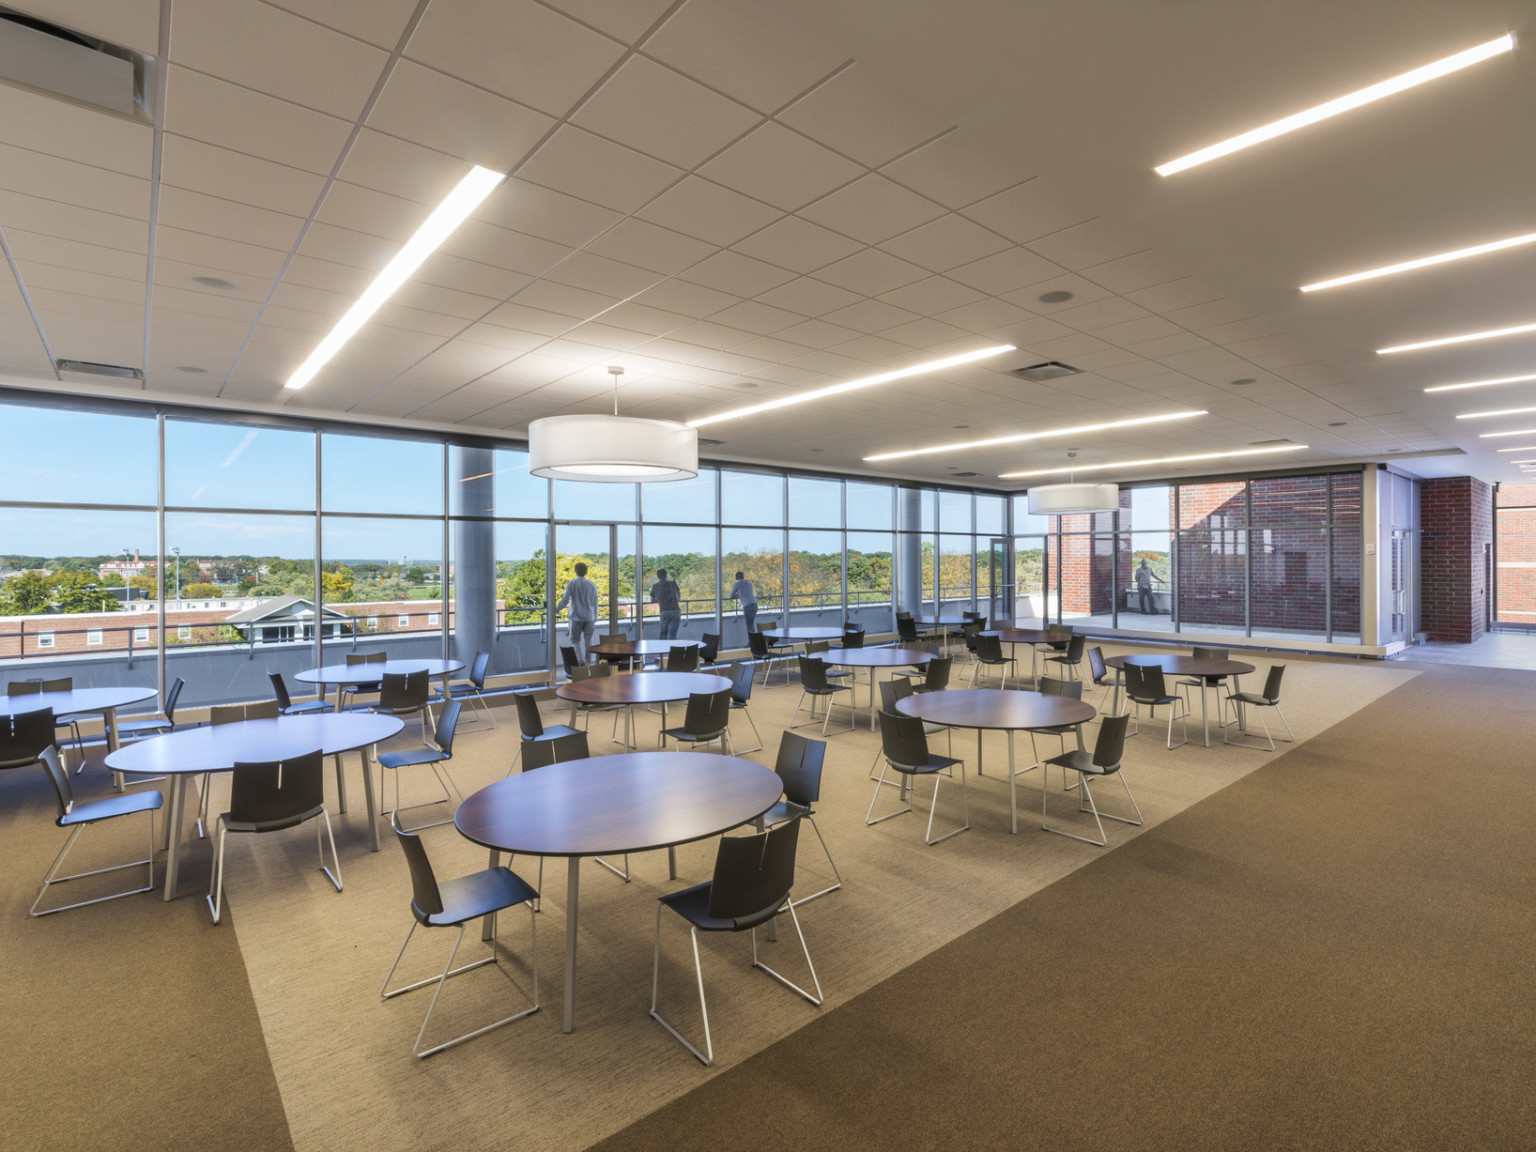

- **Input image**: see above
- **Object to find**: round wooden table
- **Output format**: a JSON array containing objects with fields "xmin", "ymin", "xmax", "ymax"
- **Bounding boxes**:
[
  {"xmin": 105, "ymin": 712, "xmax": 404, "ymax": 899},
  {"xmin": 913, "ymin": 615, "xmax": 970, "ymax": 628},
  {"xmin": 295, "ymin": 658, "xmax": 464, "ymax": 710},
  {"xmin": 807, "ymin": 646, "xmax": 935, "ymax": 729},
  {"xmin": 986, "ymin": 628, "xmax": 1074, "ymax": 680},
  {"xmin": 456, "ymin": 751, "xmax": 783, "ymax": 1033},
  {"xmin": 1103, "ymin": 653, "xmax": 1255, "ymax": 746},
  {"xmin": 0, "ymin": 684, "xmax": 155, "ymax": 761},
  {"xmin": 588, "ymin": 638, "xmax": 703, "ymax": 669},
  {"xmin": 761, "ymin": 626, "xmax": 845, "ymax": 642},
  {"xmin": 556, "ymin": 671, "xmax": 730, "ymax": 750},
  {"xmin": 897, "ymin": 688, "xmax": 1096, "ymax": 833}
]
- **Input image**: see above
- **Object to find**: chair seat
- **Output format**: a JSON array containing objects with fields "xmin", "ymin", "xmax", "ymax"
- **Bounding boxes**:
[
  {"xmin": 659, "ymin": 880, "xmax": 782, "ymax": 932},
  {"xmin": 886, "ymin": 751, "xmax": 962, "ymax": 777},
  {"xmin": 59, "ymin": 789, "xmax": 164, "ymax": 826},
  {"xmin": 1044, "ymin": 749, "xmax": 1115, "ymax": 777},
  {"xmin": 1230, "ymin": 692, "xmax": 1278, "ymax": 706},
  {"xmin": 661, "ymin": 725, "xmax": 728, "ymax": 744},
  {"xmin": 281, "ymin": 699, "xmax": 332, "ymax": 715},
  {"xmin": 803, "ymin": 684, "xmax": 851, "ymax": 697},
  {"xmin": 422, "ymin": 866, "xmax": 538, "ymax": 927},
  {"xmin": 117, "ymin": 718, "xmax": 171, "ymax": 736},
  {"xmin": 1028, "ymin": 723, "xmax": 1081, "ymax": 737},
  {"xmin": 221, "ymin": 802, "xmax": 326, "ymax": 835},
  {"xmin": 761, "ymin": 799, "xmax": 810, "ymax": 827},
  {"xmin": 527, "ymin": 725, "xmax": 581, "ymax": 741},
  {"xmin": 1129, "ymin": 694, "xmax": 1179, "ymax": 706},
  {"xmin": 378, "ymin": 747, "xmax": 447, "ymax": 770}
]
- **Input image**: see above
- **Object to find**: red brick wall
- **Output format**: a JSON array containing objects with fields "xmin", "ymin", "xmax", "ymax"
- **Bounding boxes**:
[
  {"xmin": 1421, "ymin": 476, "xmax": 1493, "ymax": 643},
  {"xmin": 1493, "ymin": 484, "xmax": 1536, "ymax": 624}
]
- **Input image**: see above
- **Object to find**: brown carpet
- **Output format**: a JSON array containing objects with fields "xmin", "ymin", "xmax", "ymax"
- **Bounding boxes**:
[
  {"xmin": 589, "ymin": 663, "xmax": 1536, "ymax": 1152},
  {"xmin": 0, "ymin": 760, "xmax": 294, "ymax": 1152}
]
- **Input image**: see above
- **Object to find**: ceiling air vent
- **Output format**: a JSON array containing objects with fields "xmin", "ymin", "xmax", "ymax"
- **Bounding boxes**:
[
  {"xmin": 1249, "ymin": 438, "xmax": 1294, "ymax": 446},
  {"xmin": 56, "ymin": 359, "xmax": 143, "ymax": 381},
  {"xmin": 1009, "ymin": 361, "xmax": 1080, "ymax": 382},
  {"xmin": 0, "ymin": 9, "xmax": 151, "ymax": 120},
  {"xmin": 949, "ymin": 471, "xmax": 981, "ymax": 478}
]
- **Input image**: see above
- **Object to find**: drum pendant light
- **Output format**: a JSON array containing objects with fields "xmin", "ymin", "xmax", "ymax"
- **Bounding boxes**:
[
  {"xmin": 1026, "ymin": 452, "xmax": 1119, "ymax": 516},
  {"xmin": 528, "ymin": 365, "xmax": 699, "ymax": 483}
]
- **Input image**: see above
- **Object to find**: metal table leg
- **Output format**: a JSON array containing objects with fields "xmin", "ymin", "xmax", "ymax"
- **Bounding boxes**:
[
  {"xmin": 104, "ymin": 706, "xmax": 125, "ymax": 792},
  {"xmin": 362, "ymin": 744, "xmax": 380, "ymax": 852},
  {"xmin": 562, "ymin": 856, "xmax": 580, "ymax": 1034},
  {"xmin": 161, "ymin": 775, "xmax": 186, "ymax": 900}
]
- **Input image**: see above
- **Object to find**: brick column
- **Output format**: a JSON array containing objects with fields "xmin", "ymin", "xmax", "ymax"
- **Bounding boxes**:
[{"xmin": 1420, "ymin": 477, "xmax": 1492, "ymax": 643}]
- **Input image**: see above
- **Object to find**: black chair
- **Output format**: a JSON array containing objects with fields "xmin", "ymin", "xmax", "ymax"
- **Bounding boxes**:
[
  {"xmin": 899, "ymin": 654, "xmax": 951, "ymax": 694},
  {"xmin": 9, "ymin": 678, "xmax": 85, "ymax": 771},
  {"xmin": 805, "ymin": 638, "xmax": 852, "ymax": 682},
  {"xmin": 1178, "ymin": 646, "xmax": 1234, "ymax": 728},
  {"xmin": 699, "ymin": 633, "xmax": 722, "ymax": 666},
  {"xmin": 596, "ymin": 633, "xmax": 630, "ymax": 667},
  {"xmin": 1124, "ymin": 662, "xmax": 1188, "ymax": 749},
  {"xmin": 1086, "ymin": 646, "xmax": 1113, "ymax": 711},
  {"xmin": 790, "ymin": 655, "xmax": 854, "ymax": 735},
  {"xmin": 867, "ymin": 710, "xmax": 969, "ymax": 845},
  {"xmin": 0, "ymin": 706, "xmax": 56, "ymax": 770},
  {"xmin": 868, "ymin": 678, "xmax": 951, "ymax": 782},
  {"xmin": 1223, "ymin": 665, "xmax": 1293, "ymax": 751},
  {"xmin": 758, "ymin": 732, "xmax": 841, "ymax": 905},
  {"xmin": 520, "ymin": 729, "xmax": 589, "ymax": 771},
  {"xmin": 746, "ymin": 631, "xmax": 790, "ymax": 686},
  {"xmin": 661, "ymin": 689, "xmax": 734, "ymax": 754},
  {"xmin": 841, "ymin": 626, "xmax": 865, "ymax": 650},
  {"xmin": 560, "ymin": 644, "xmax": 581, "ymax": 677},
  {"xmin": 509, "ymin": 690, "xmax": 581, "ymax": 775},
  {"xmin": 565, "ymin": 662, "xmax": 625, "ymax": 743},
  {"xmin": 377, "ymin": 698, "xmax": 464, "ymax": 833},
  {"xmin": 118, "ymin": 676, "xmax": 184, "ymax": 740},
  {"xmin": 268, "ymin": 670, "xmax": 330, "ymax": 716},
  {"xmin": 373, "ymin": 669, "xmax": 432, "ymax": 739},
  {"xmin": 968, "ymin": 633, "xmax": 1014, "ymax": 689},
  {"xmin": 725, "ymin": 663, "xmax": 764, "ymax": 754},
  {"xmin": 1046, "ymin": 634, "xmax": 1086, "ymax": 681},
  {"xmin": 1015, "ymin": 677, "xmax": 1088, "ymax": 835},
  {"xmin": 381, "ymin": 814, "xmax": 539, "ymax": 1058},
  {"xmin": 441, "ymin": 651, "xmax": 496, "ymax": 729},
  {"xmin": 208, "ymin": 749, "xmax": 342, "ymax": 925},
  {"xmin": 32, "ymin": 744, "xmax": 163, "ymax": 916},
  {"xmin": 896, "ymin": 616, "xmax": 921, "ymax": 644},
  {"xmin": 1042, "ymin": 713, "xmax": 1140, "ymax": 846},
  {"xmin": 960, "ymin": 620, "xmax": 983, "ymax": 662},
  {"xmin": 665, "ymin": 645, "xmax": 699, "ymax": 673},
  {"xmin": 650, "ymin": 819, "xmax": 821, "ymax": 1066},
  {"xmin": 200, "ymin": 699, "xmax": 282, "ymax": 837},
  {"xmin": 339, "ymin": 652, "xmax": 387, "ymax": 711}
]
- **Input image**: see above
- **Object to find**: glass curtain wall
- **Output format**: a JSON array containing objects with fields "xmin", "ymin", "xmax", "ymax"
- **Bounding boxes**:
[{"xmin": 1492, "ymin": 482, "xmax": 1536, "ymax": 627}]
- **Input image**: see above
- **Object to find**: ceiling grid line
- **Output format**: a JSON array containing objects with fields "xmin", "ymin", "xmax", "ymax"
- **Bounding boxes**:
[{"xmin": 140, "ymin": 0, "xmax": 174, "ymax": 388}]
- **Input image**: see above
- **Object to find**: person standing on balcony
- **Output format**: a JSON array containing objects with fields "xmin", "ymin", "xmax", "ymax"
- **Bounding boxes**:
[
  {"xmin": 556, "ymin": 561, "xmax": 598, "ymax": 663},
  {"xmin": 728, "ymin": 569, "xmax": 757, "ymax": 633},
  {"xmin": 1136, "ymin": 558, "xmax": 1165, "ymax": 614},
  {"xmin": 650, "ymin": 568, "xmax": 682, "ymax": 640}
]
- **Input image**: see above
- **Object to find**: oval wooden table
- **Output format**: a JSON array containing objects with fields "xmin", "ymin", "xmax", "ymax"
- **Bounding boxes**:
[
  {"xmin": 898, "ymin": 688, "xmax": 1096, "ymax": 833},
  {"xmin": 105, "ymin": 712, "xmax": 404, "ymax": 898},
  {"xmin": 760, "ymin": 626, "xmax": 845, "ymax": 643},
  {"xmin": 807, "ymin": 646, "xmax": 936, "ymax": 730},
  {"xmin": 456, "ymin": 751, "xmax": 783, "ymax": 1033},
  {"xmin": 588, "ymin": 637, "xmax": 703, "ymax": 670},
  {"xmin": 295, "ymin": 658, "xmax": 464, "ymax": 711},
  {"xmin": 0, "ymin": 684, "xmax": 156, "ymax": 764},
  {"xmin": 556, "ymin": 671, "xmax": 730, "ymax": 750},
  {"xmin": 986, "ymin": 628, "xmax": 1074, "ymax": 681},
  {"xmin": 1103, "ymin": 653, "xmax": 1255, "ymax": 746}
]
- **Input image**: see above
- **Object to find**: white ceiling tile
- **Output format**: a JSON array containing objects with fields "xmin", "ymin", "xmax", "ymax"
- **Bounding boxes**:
[
  {"xmin": 754, "ymin": 276, "xmax": 862, "ymax": 317},
  {"xmin": 730, "ymin": 215, "xmax": 862, "ymax": 273},
  {"xmin": 552, "ymin": 320, "xmax": 655, "ymax": 352},
  {"xmin": 879, "ymin": 213, "xmax": 1010, "ymax": 273},
  {"xmin": 480, "ymin": 302, "xmax": 580, "ymax": 337},
  {"xmin": 0, "ymin": 144, "xmax": 149, "ymax": 218},
  {"xmin": 776, "ymin": 62, "xmax": 952, "ymax": 168},
  {"xmin": 407, "ymin": 0, "xmax": 626, "ymax": 117},
  {"xmin": 367, "ymin": 60, "xmax": 556, "ymax": 173},
  {"xmin": 831, "ymin": 333, "xmax": 913, "ymax": 362},
  {"xmin": 1123, "ymin": 278, "xmax": 1226, "ymax": 313},
  {"xmin": 961, "ymin": 179, "xmax": 1093, "ymax": 245},
  {"xmin": 164, "ymin": 66, "xmax": 352, "ymax": 174},
  {"xmin": 296, "ymin": 220, "xmax": 395, "ymax": 271},
  {"xmin": 6, "ymin": 230, "xmax": 140, "ymax": 280},
  {"xmin": 699, "ymin": 124, "xmax": 862, "ymax": 212},
  {"xmin": 1001, "ymin": 273, "xmax": 1114, "ymax": 313},
  {"xmin": 880, "ymin": 130, "xmax": 1032, "ymax": 209},
  {"xmin": 29, "ymin": 264, "xmax": 141, "ymax": 304},
  {"xmin": 878, "ymin": 318, "xmax": 972, "ymax": 349},
  {"xmin": 631, "ymin": 278, "xmax": 740, "ymax": 318},
  {"xmin": 812, "ymin": 249, "xmax": 928, "ymax": 296},
  {"xmin": 1164, "ymin": 299, "xmax": 1250, "ymax": 329},
  {"xmin": 1093, "ymin": 316, "xmax": 1186, "ymax": 345},
  {"xmin": 1081, "ymin": 251, "xmax": 1183, "ymax": 296},
  {"xmin": 730, "ymin": 334, "xmax": 816, "ymax": 362},
  {"xmin": 946, "ymin": 247, "xmax": 1063, "ymax": 295},
  {"xmin": 159, "ymin": 135, "xmax": 323, "ymax": 218},
  {"xmin": 264, "ymin": 0, "xmax": 421, "ymax": 48},
  {"xmin": 799, "ymin": 175, "xmax": 944, "ymax": 245},
  {"xmin": 677, "ymin": 250, "xmax": 798, "ymax": 296},
  {"xmin": 823, "ymin": 299, "xmax": 922, "ymax": 334},
  {"xmin": 877, "ymin": 276, "xmax": 987, "ymax": 314},
  {"xmin": 517, "ymin": 126, "xmax": 683, "ymax": 213},
  {"xmin": 1199, "ymin": 319, "xmax": 1284, "ymax": 344},
  {"xmin": 666, "ymin": 320, "xmax": 758, "ymax": 351},
  {"xmin": 1047, "ymin": 297, "xmax": 1153, "ymax": 331},
  {"xmin": 539, "ymin": 0, "xmax": 675, "ymax": 41},
  {"xmin": 573, "ymin": 55, "xmax": 759, "ymax": 169},
  {"xmin": 1124, "ymin": 333, "xmax": 1214, "ymax": 359},
  {"xmin": 388, "ymin": 280, "xmax": 499, "ymax": 323},
  {"xmin": 0, "ymin": 73, "xmax": 153, "ymax": 177},
  {"xmin": 1027, "ymin": 220, "xmax": 1144, "ymax": 272},
  {"xmin": 635, "ymin": 176, "xmax": 781, "ymax": 246},
  {"xmin": 705, "ymin": 300, "xmax": 803, "ymax": 335},
  {"xmin": 936, "ymin": 298, "xmax": 1034, "ymax": 334},
  {"xmin": 0, "ymin": 191, "xmax": 147, "ymax": 253},
  {"xmin": 170, "ymin": 0, "xmax": 386, "ymax": 120},
  {"xmin": 598, "ymin": 300, "xmax": 694, "ymax": 336},
  {"xmin": 158, "ymin": 186, "xmax": 304, "ymax": 252},
  {"xmin": 774, "ymin": 318, "xmax": 862, "ymax": 350},
  {"xmin": 543, "ymin": 250, "xmax": 666, "ymax": 297},
  {"xmin": 442, "ymin": 222, "xmax": 573, "ymax": 279},
  {"xmin": 585, "ymin": 218, "xmax": 717, "ymax": 275},
  {"xmin": 513, "ymin": 279, "xmax": 620, "ymax": 320}
]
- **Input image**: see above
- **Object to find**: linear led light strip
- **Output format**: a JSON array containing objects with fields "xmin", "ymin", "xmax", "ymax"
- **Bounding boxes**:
[
  {"xmin": 1154, "ymin": 34, "xmax": 1515, "ymax": 176},
  {"xmin": 999, "ymin": 444, "xmax": 1306, "ymax": 479},
  {"xmin": 1302, "ymin": 231, "xmax": 1536, "ymax": 292},
  {"xmin": 1425, "ymin": 371, "xmax": 1536, "ymax": 393},
  {"xmin": 686, "ymin": 345, "xmax": 1014, "ymax": 428},
  {"xmin": 285, "ymin": 165, "xmax": 505, "ymax": 390},
  {"xmin": 1456, "ymin": 405, "xmax": 1536, "ymax": 419},
  {"xmin": 1478, "ymin": 428, "xmax": 1536, "ymax": 438},
  {"xmin": 1380, "ymin": 320, "xmax": 1536, "ymax": 355},
  {"xmin": 863, "ymin": 410, "xmax": 1207, "ymax": 462},
  {"xmin": 1495, "ymin": 445, "xmax": 1536, "ymax": 452}
]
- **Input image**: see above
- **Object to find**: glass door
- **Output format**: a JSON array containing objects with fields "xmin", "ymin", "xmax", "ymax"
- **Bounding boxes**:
[
  {"xmin": 987, "ymin": 538, "xmax": 1011, "ymax": 623},
  {"xmin": 549, "ymin": 521, "xmax": 637, "ymax": 672}
]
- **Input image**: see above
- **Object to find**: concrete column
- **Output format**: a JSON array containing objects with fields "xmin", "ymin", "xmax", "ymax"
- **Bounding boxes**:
[
  {"xmin": 453, "ymin": 446, "xmax": 496, "ymax": 667},
  {"xmin": 897, "ymin": 488, "xmax": 923, "ymax": 614}
]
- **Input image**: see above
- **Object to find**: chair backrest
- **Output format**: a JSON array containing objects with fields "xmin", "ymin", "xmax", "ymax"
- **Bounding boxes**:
[
  {"xmin": 1124, "ymin": 662, "xmax": 1168, "ymax": 701},
  {"xmin": 728, "ymin": 662, "xmax": 754, "ymax": 704},
  {"xmin": 0, "ymin": 707, "xmax": 54, "ymax": 769},
  {"xmin": 962, "ymin": 609, "xmax": 983, "ymax": 621},
  {"xmin": 1260, "ymin": 664, "xmax": 1286, "ymax": 702},
  {"xmin": 392, "ymin": 816, "xmax": 444, "ymax": 921},
  {"xmin": 430, "ymin": 697, "xmax": 463, "ymax": 756},
  {"xmin": 267, "ymin": 671, "xmax": 294, "ymax": 710},
  {"xmin": 680, "ymin": 689, "xmax": 731, "ymax": 738},
  {"xmin": 798, "ymin": 654, "xmax": 833, "ymax": 692},
  {"xmin": 878, "ymin": 709, "xmax": 932, "ymax": 772},
  {"xmin": 706, "ymin": 819, "xmax": 800, "ymax": 927},
  {"xmin": 896, "ymin": 617, "xmax": 919, "ymax": 642},
  {"xmin": 7, "ymin": 680, "xmax": 42, "ymax": 695},
  {"xmin": 1191, "ymin": 646, "xmax": 1228, "ymax": 661},
  {"xmin": 365, "ymin": 652, "xmax": 387, "ymax": 664},
  {"xmin": 1092, "ymin": 713, "xmax": 1130, "ymax": 770},
  {"xmin": 599, "ymin": 632, "xmax": 626, "ymax": 645},
  {"xmin": 346, "ymin": 653, "xmax": 368, "ymax": 667},
  {"xmin": 378, "ymin": 669, "xmax": 429, "ymax": 712},
  {"xmin": 522, "ymin": 729, "xmax": 589, "ymax": 770},
  {"xmin": 700, "ymin": 633, "xmax": 721, "ymax": 663},
  {"xmin": 210, "ymin": 704, "xmax": 246, "ymax": 726},
  {"xmin": 774, "ymin": 731, "xmax": 826, "ymax": 807},
  {"xmin": 229, "ymin": 749, "xmax": 325, "ymax": 827},
  {"xmin": 513, "ymin": 690, "xmax": 545, "ymax": 739},
  {"xmin": 41, "ymin": 677, "xmax": 72, "ymax": 692},
  {"xmin": 841, "ymin": 627, "xmax": 865, "ymax": 649},
  {"xmin": 1064, "ymin": 634, "xmax": 1086, "ymax": 662},
  {"xmin": 246, "ymin": 698, "xmax": 280, "ymax": 721},
  {"xmin": 666, "ymin": 645, "xmax": 698, "ymax": 672},
  {"xmin": 38, "ymin": 744, "xmax": 75, "ymax": 819},
  {"xmin": 975, "ymin": 633, "xmax": 1004, "ymax": 662},
  {"xmin": 164, "ymin": 676, "xmax": 185, "ymax": 721},
  {"xmin": 805, "ymin": 639, "xmax": 830, "ymax": 655},
  {"xmin": 878, "ymin": 676, "xmax": 915, "ymax": 713},
  {"xmin": 569, "ymin": 663, "xmax": 599, "ymax": 683},
  {"xmin": 1038, "ymin": 676, "xmax": 1084, "ymax": 701},
  {"xmin": 923, "ymin": 656, "xmax": 952, "ymax": 691},
  {"xmin": 747, "ymin": 631, "xmax": 770, "ymax": 659},
  {"xmin": 560, "ymin": 645, "xmax": 579, "ymax": 675},
  {"xmin": 468, "ymin": 650, "xmax": 490, "ymax": 688},
  {"xmin": 1088, "ymin": 646, "xmax": 1107, "ymax": 684},
  {"xmin": 962, "ymin": 621, "xmax": 982, "ymax": 651}
]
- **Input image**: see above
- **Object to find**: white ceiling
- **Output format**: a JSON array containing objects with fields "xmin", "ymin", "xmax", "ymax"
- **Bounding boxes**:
[{"xmin": 1, "ymin": 0, "xmax": 1531, "ymax": 488}]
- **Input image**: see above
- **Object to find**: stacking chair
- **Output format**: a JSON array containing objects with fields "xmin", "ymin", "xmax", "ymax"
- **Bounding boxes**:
[
  {"xmin": 746, "ymin": 631, "xmax": 790, "ymax": 687},
  {"xmin": 660, "ymin": 689, "xmax": 734, "ymax": 754},
  {"xmin": 904, "ymin": 654, "xmax": 951, "ymax": 694},
  {"xmin": 867, "ymin": 710, "xmax": 968, "ymax": 845},
  {"xmin": 665, "ymin": 645, "xmax": 699, "ymax": 673},
  {"xmin": 268, "ymin": 670, "xmax": 330, "ymax": 716},
  {"xmin": 650, "ymin": 819, "xmax": 821, "ymax": 1066},
  {"xmin": 565, "ymin": 663, "xmax": 625, "ymax": 744},
  {"xmin": 896, "ymin": 616, "xmax": 921, "ymax": 645},
  {"xmin": 1223, "ymin": 665, "xmax": 1293, "ymax": 751},
  {"xmin": 382, "ymin": 815, "xmax": 539, "ymax": 1058},
  {"xmin": 1014, "ymin": 677, "xmax": 1088, "ymax": 835},
  {"xmin": 377, "ymin": 698, "xmax": 464, "ymax": 833},
  {"xmin": 841, "ymin": 626, "xmax": 865, "ymax": 649},
  {"xmin": 200, "ymin": 699, "xmax": 282, "ymax": 837},
  {"xmin": 1124, "ymin": 662, "xmax": 1189, "ymax": 749},
  {"xmin": 804, "ymin": 639, "xmax": 852, "ymax": 683},
  {"xmin": 758, "ymin": 733, "xmax": 841, "ymax": 906},
  {"xmin": 32, "ymin": 744, "xmax": 163, "ymax": 916},
  {"xmin": 790, "ymin": 655, "xmax": 855, "ymax": 735},
  {"xmin": 373, "ymin": 670, "xmax": 432, "ymax": 741},
  {"xmin": 1041, "ymin": 713, "xmax": 1140, "ymax": 846},
  {"xmin": 699, "ymin": 633, "xmax": 722, "ymax": 666},
  {"xmin": 1046, "ymin": 634, "xmax": 1087, "ymax": 681},
  {"xmin": 118, "ymin": 676, "xmax": 184, "ymax": 741},
  {"xmin": 509, "ymin": 690, "xmax": 581, "ymax": 775},
  {"xmin": 1178, "ymin": 647, "xmax": 1234, "ymax": 728},
  {"xmin": 968, "ymin": 633, "xmax": 1014, "ymax": 689},
  {"xmin": 868, "ymin": 678, "xmax": 950, "ymax": 782},
  {"xmin": 10, "ymin": 677, "xmax": 86, "ymax": 764},
  {"xmin": 1085, "ymin": 647, "xmax": 1114, "ymax": 711},
  {"xmin": 959, "ymin": 620, "xmax": 983, "ymax": 663},
  {"xmin": 441, "ymin": 651, "xmax": 495, "ymax": 730},
  {"xmin": 0, "ymin": 706, "xmax": 56, "ymax": 770},
  {"xmin": 338, "ymin": 652, "xmax": 387, "ymax": 711},
  {"xmin": 208, "ymin": 748, "xmax": 342, "ymax": 925},
  {"xmin": 560, "ymin": 644, "xmax": 581, "ymax": 677},
  {"xmin": 725, "ymin": 663, "xmax": 764, "ymax": 754}
]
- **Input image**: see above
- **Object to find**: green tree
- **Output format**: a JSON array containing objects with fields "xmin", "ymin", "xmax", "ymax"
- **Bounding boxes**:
[
  {"xmin": 0, "ymin": 570, "xmax": 52, "ymax": 615},
  {"xmin": 128, "ymin": 565, "xmax": 160, "ymax": 596},
  {"xmin": 99, "ymin": 572, "xmax": 125, "ymax": 587},
  {"xmin": 50, "ymin": 569, "xmax": 119, "ymax": 613},
  {"xmin": 183, "ymin": 582, "xmax": 223, "ymax": 599}
]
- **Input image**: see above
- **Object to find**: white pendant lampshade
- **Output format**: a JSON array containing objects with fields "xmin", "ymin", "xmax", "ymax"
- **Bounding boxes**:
[
  {"xmin": 527, "ymin": 366, "xmax": 698, "ymax": 483},
  {"xmin": 1026, "ymin": 482, "xmax": 1120, "ymax": 516}
]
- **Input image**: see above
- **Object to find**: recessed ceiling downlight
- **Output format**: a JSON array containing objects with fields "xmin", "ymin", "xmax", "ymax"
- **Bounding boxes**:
[
  {"xmin": 734, "ymin": 381, "xmax": 759, "ymax": 390},
  {"xmin": 1230, "ymin": 377, "xmax": 1258, "ymax": 386},
  {"xmin": 189, "ymin": 276, "xmax": 236, "ymax": 291},
  {"xmin": 1038, "ymin": 290, "xmax": 1075, "ymax": 304},
  {"xmin": 175, "ymin": 366, "xmax": 206, "ymax": 373},
  {"xmin": 1010, "ymin": 361, "xmax": 1080, "ymax": 382}
]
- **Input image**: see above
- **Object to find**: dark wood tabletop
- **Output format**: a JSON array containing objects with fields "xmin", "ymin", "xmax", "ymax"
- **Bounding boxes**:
[
  {"xmin": 897, "ymin": 688, "xmax": 1095, "ymax": 731},
  {"xmin": 760, "ymin": 626, "xmax": 845, "ymax": 641},
  {"xmin": 809, "ymin": 646, "xmax": 935, "ymax": 668},
  {"xmin": 455, "ymin": 751, "xmax": 783, "ymax": 857},
  {"xmin": 103, "ymin": 712, "xmax": 405, "ymax": 776},
  {"xmin": 987, "ymin": 628, "xmax": 1073, "ymax": 645},
  {"xmin": 588, "ymin": 638, "xmax": 703, "ymax": 657},
  {"xmin": 555, "ymin": 671, "xmax": 730, "ymax": 705},
  {"xmin": 0, "ymin": 685, "xmax": 156, "ymax": 717},
  {"xmin": 913, "ymin": 615, "xmax": 971, "ymax": 627},
  {"xmin": 294, "ymin": 658, "xmax": 464, "ymax": 685},
  {"xmin": 1103, "ymin": 654, "xmax": 1254, "ymax": 677}
]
